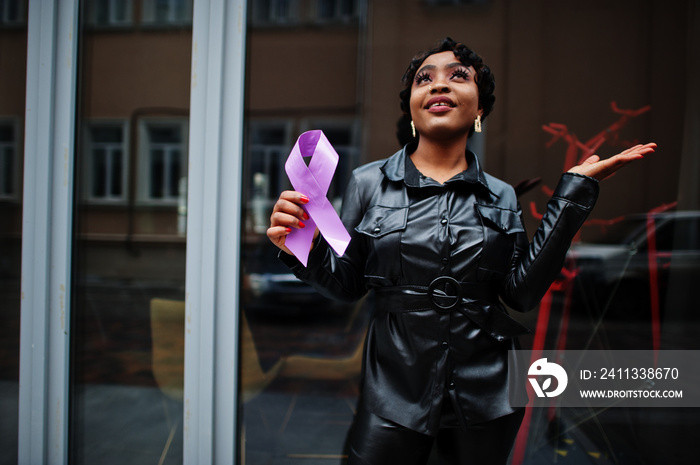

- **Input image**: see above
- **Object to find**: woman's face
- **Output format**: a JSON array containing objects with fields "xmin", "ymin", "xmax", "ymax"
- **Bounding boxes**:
[{"xmin": 409, "ymin": 51, "xmax": 482, "ymax": 140}]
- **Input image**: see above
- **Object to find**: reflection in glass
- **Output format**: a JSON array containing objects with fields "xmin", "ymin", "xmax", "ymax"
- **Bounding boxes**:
[
  {"xmin": 69, "ymin": 1, "xmax": 192, "ymax": 463},
  {"xmin": 0, "ymin": 4, "xmax": 25, "ymax": 463},
  {"xmin": 240, "ymin": 1, "xmax": 698, "ymax": 464}
]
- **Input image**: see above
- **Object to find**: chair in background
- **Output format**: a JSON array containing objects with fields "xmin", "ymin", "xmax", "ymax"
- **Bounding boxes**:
[{"xmin": 150, "ymin": 298, "xmax": 286, "ymax": 464}]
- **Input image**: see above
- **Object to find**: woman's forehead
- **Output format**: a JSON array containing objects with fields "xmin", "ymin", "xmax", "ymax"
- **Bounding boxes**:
[{"xmin": 418, "ymin": 51, "xmax": 472, "ymax": 72}]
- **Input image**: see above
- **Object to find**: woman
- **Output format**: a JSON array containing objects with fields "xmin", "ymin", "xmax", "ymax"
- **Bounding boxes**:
[{"xmin": 267, "ymin": 37, "xmax": 655, "ymax": 465}]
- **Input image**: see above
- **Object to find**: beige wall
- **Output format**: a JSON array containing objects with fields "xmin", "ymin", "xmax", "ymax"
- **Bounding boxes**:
[{"xmin": 80, "ymin": 30, "xmax": 192, "ymax": 117}]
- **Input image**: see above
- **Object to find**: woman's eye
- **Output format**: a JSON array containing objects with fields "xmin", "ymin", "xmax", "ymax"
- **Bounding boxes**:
[
  {"xmin": 415, "ymin": 72, "xmax": 431, "ymax": 84},
  {"xmin": 451, "ymin": 69, "xmax": 470, "ymax": 80}
]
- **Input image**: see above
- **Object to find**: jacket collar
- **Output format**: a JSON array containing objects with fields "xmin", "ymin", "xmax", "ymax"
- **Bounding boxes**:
[{"xmin": 380, "ymin": 144, "xmax": 496, "ymax": 195}]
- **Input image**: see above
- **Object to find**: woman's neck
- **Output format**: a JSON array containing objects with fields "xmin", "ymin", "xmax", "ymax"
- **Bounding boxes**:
[{"xmin": 410, "ymin": 136, "xmax": 469, "ymax": 184}]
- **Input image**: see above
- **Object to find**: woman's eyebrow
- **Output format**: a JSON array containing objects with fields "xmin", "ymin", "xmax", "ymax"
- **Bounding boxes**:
[
  {"xmin": 446, "ymin": 62, "xmax": 467, "ymax": 70},
  {"xmin": 416, "ymin": 62, "xmax": 468, "ymax": 75},
  {"xmin": 416, "ymin": 64, "xmax": 436, "ymax": 75}
]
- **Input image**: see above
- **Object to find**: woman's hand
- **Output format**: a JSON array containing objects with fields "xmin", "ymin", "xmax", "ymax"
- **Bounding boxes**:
[
  {"xmin": 567, "ymin": 143, "xmax": 657, "ymax": 181},
  {"xmin": 267, "ymin": 191, "xmax": 320, "ymax": 256}
]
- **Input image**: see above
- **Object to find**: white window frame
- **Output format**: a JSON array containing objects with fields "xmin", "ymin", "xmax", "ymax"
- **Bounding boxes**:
[
  {"xmin": 137, "ymin": 118, "xmax": 189, "ymax": 205},
  {"xmin": 19, "ymin": 1, "xmax": 248, "ymax": 464},
  {"xmin": 141, "ymin": 0, "xmax": 193, "ymax": 27},
  {"xmin": 84, "ymin": 0, "xmax": 133, "ymax": 28},
  {"xmin": 185, "ymin": 1, "xmax": 247, "ymax": 463},
  {"xmin": 81, "ymin": 119, "xmax": 129, "ymax": 204},
  {"xmin": 19, "ymin": 1, "xmax": 79, "ymax": 463},
  {"xmin": 0, "ymin": 117, "xmax": 21, "ymax": 201}
]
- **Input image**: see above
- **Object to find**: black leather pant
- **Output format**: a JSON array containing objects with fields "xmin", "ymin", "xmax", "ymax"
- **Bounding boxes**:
[{"xmin": 346, "ymin": 405, "xmax": 525, "ymax": 465}]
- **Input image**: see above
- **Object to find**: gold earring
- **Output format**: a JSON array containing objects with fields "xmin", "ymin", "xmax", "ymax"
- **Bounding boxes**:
[
  {"xmin": 410, "ymin": 120, "xmax": 416, "ymax": 138},
  {"xmin": 474, "ymin": 115, "xmax": 482, "ymax": 133}
]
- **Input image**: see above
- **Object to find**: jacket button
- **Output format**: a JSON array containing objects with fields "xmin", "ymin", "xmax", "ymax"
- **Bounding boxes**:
[
  {"xmin": 373, "ymin": 227, "xmax": 380, "ymax": 234},
  {"xmin": 441, "ymin": 218, "xmax": 448, "ymax": 225},
  {"xmin": 442, "ymin": 258, "xmax": 448, "ymax": 264},
  {"xmin": 441, "ymin": 341, "xmax": 448, "ymax": 350},
  {"xmin": 448, "ymin": 381, "xmax": 455, "ymax": 390}
]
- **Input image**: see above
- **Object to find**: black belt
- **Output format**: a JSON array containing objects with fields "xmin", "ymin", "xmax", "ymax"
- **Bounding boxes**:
[{"xmin": 374, "ymin": 276, "xmax": 531, "ymax": 341}]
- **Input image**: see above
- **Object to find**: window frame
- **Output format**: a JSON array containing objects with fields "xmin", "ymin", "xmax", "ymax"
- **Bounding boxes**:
[
  {"xmin": 314, "ymin": 0, "xmax": 359, "ymax": 24},
  {"xmin": 83, "ymin": 0, "xmax": 133, "ymax": 29},
  {"xmin": 136, "ymin": 117, "xmax": 189, "ymax": 206},
  {"xmin": 250, "ymin": 0, "xmax": 299, "ymax": 27},
  {"xmin": 80, "ymin": 119, "xmax": 130, "ymax": 205},
  {"xmin": 141, "ymin": 0, "xmax": 193, "ymax": 27}
]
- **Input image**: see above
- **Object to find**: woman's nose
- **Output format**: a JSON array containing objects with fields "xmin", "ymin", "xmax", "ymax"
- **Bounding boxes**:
[{"xmin": 431, "ymin": 76, "xmax": 450, "ymax": 93}]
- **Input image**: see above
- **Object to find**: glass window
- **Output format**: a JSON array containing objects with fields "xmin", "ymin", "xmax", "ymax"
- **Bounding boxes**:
[
  {"xmin": 0, "ymin": 0, "xmax": 24, "ymax": 26},
  {"xmin": 85, "ymin": 0, "xmax": 133, "ymax": 27},
  {"xmin": 0, "ymin": 7, "xmax": 25, "ymax": 464},
  {"xmin": 138, "ymin": 120, "xmax": 188, "ymax": 204},
  {"xmin": 0, "ymin": 120, "xmax": 19, "ymax": 199},
  {"xmin": 316, "ymin": 0, "xmax": 358, "ymax": 23},
  {"xmin": 83, "ymin": 122, "xmax": 128, "ymax": 203},
  {"xmin": 251, "ymin": 0, "xmax": 298, "ymax": 26},
  {"xmin": 69, "ymin": 3, "xmax": 190, "ymax": 462},
  {"xmin": 246, "ymin": 121, "xmax": 290, "ymax": 234},
  {"xmin": 241, "ymin": 1, "xmax": 699, "ymax": 464},
  {"xmin": 141, "ymin": 0, "xmax": 193, "ymax": 27}
]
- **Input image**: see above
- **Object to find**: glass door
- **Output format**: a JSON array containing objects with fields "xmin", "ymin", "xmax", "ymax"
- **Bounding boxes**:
[
  {"xmin": 0, "ymin": 2, "xmax": 27, "ymax": 464},
  {"xmin": 69, "ymin": 2, "xmax": 192, "ymax": 463}
]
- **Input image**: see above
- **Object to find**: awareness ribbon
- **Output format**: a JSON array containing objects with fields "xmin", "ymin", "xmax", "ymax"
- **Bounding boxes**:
[{"xmin": 284, "ymin": 130, "xmax": 351, "ymax": 266}]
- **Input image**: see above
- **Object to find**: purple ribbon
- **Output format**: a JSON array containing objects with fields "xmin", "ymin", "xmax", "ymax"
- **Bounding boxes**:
[{"xmin": 284, "ymin": 130, "xmax": 351, "ymax": 266}]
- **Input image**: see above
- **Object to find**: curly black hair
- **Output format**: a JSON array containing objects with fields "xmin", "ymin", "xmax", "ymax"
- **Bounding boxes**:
[{"xmin": 397, "ymin": 37, "xmax": 496, "ymax": 143}]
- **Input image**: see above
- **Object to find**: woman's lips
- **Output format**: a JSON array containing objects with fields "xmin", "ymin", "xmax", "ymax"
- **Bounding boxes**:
[{"xmin": 425, "ymin": 96, "xmax": 455, "ymax": 113}]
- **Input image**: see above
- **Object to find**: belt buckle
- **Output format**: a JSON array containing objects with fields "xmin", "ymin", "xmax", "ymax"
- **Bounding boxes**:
[{"xmin": 427, "ymin": 276, "xmax": 462, "ymax": 311}]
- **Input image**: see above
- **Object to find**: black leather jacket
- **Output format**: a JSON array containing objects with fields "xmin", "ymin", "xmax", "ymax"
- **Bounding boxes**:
[{"xmin": 281, "ymin": 146, "xmax": 599, "ymax": 435}]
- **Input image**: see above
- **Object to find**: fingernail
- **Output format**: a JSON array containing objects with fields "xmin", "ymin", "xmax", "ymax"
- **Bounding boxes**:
[
  {"xmin": 300, "ymin": 195, "xmax": 310, "ymax": 204},
  {"xmin": 298, "ymin": 221, "xmax": 306, "ymax": 228},
  {"xmin": 285, "ymin": 227, "xmax": 291, "ymax": 233},
  {"xmin": 302, "ymin": 212, "xmax": 309, "ymax": 220}
]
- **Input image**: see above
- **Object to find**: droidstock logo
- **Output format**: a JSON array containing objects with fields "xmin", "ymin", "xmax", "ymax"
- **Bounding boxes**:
[{"xmin": 528, "ymin": 358, "xmax": 568, "ymax": 398}]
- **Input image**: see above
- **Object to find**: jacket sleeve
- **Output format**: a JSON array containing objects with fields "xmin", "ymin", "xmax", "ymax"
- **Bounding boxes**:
[
  {"xmin": 278, "ymin": 172, "xmax": 369, "ymax": 303},
  {"xmin": 499, "ymin": 172, "xmax": 599, "ymax": 312}
]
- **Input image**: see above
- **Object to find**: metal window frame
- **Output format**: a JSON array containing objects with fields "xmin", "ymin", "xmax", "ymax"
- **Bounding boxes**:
[
  {"xmin": 184, "ymin": 0, "xmax": 247, "ymax": 463},
  {"xmin": 19, "ymin": 0, "xmax": 247, "ymax": 463},
  {"xmin": 18, "ymin": 1, "xmax": 79, "ymax": 464}
]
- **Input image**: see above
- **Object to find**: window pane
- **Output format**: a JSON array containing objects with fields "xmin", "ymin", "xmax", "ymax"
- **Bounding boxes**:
[
  {"xmin": 242, "ymin": 1, "xmax": 699, "ymax": 464},
  {"xmin": 91, "ymin": 148, "xmax": 107, "ymax": 197},
  {"xmin": 111, "ymin": 149, "xmax": 123, "ymax": 197},
  {"xmin": 0, "ymin": 8, "xmax": 25, "ymax": 464},
  {"xmin": 91, "ymin": 126, "xmax": 122, "ymax": 143},
  {"xmin": 149, "ymin": 125, "xmax": 181, "ymax": 143},
  {"xmin": 70, "ymin": 2, "xmax": 191, "ymax": 462},
  {"xmin": 150, "ymin": 148, "xmax": 164, "ymax": 198},
  {"xmin": 0, "ymin": 125, "xmax": 12, "ymax": 142}
]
